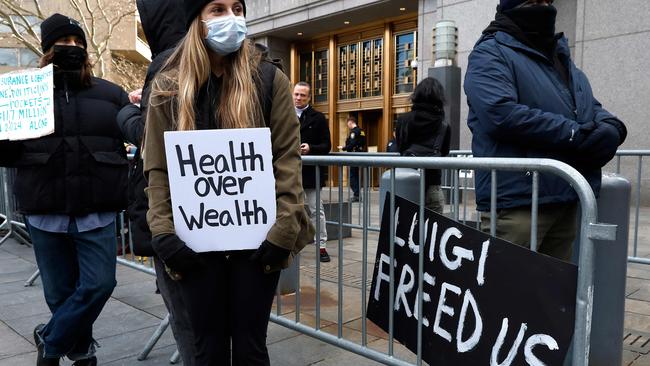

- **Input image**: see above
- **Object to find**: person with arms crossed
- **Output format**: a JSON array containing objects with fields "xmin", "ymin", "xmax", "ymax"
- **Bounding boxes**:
[{"xmin": 465, "ymin": 0, "xmax": 627, "ymax": 260}]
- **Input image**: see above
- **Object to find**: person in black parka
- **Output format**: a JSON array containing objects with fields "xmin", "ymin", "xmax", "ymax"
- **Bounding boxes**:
[
  {"xmin": 396, "ymin": 77, "xmax": 451, "ymax": 213},
  {"xmin": 0, "ymin": 14, "xmax": 129, "ymax": 366},
  {"xmin": 115, "ymin": 1, "xmax": 197, "ymax": 365}
]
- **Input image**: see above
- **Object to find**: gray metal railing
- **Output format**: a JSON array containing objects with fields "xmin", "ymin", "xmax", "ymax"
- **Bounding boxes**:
[
  {"xmin": 5, "ymin": 150, "xmax": 639, "ymax": 365},
  {"xmin": 613, "ymin": 150, "xmax": 650, "ymax": 265}
]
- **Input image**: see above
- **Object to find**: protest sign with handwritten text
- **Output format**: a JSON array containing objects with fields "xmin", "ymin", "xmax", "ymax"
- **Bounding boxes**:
[
  {"xmin": 0, "ymin": 65, "xmax": 54, "ymax": 140},
  {"xmin": 368, "ymin": 195, "xmax": 577, "ymax": 366},
  {"xmin": 164, "ymin": 128, "xmax": 276, "ymax": 252}
]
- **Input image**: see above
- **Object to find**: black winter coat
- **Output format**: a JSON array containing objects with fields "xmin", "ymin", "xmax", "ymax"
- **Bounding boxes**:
[
  {"xmin": 299, "ymin": 106, "xmax": 331, "ymax": 189},
  {"xmin": 397, "ymin": 104, "xmax": 451, "ymax": 186},
  {"xmin": 342, "ymin": 126, "xmax": 366, "ymax": 152},
  {"xmin": 0, "ymin": 72, "xmax": 129, "ymax": 215},
  {"xmin": 116, "ymin": 0, "xmax": 186, "ymax": 256}
]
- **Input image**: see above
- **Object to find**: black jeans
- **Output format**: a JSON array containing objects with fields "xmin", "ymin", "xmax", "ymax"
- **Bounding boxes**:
[
  {"xmin": 153, "ymin": 257, "xmax": 196, "ymax": 366},
  {"xmin": 179, "ymin": 251, "xmax": 280, "ymax": 366},
  {"xmin": 349, "ymin": 166, "xmax": 360, "ymax": 197}
]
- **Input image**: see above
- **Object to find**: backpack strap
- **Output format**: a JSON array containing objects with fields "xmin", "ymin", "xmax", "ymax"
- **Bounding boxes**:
[{"xmin": 258, "ymin": 60, "xmax": 277, "ymax": 128}]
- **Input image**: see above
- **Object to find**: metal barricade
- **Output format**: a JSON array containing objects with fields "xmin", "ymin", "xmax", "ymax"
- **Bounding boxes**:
[
  {"xmin": 613, "ymin": 150, "xmax": 650, "ymax": 265},
  {"xmin": 280, "ymin": 155, "xmax": 612, "ymax": 366}
]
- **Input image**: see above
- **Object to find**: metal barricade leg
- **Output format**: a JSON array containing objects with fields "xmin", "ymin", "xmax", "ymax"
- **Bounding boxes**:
[
  {"xmin": 137, "ymin": 313, "xmax": 171, "ymax": 361},
  {"xmin": 24, "ymin": 269, "xmax": 40, "ymax": 287},
  {"xmin": 169, "ymin": 349, "xmax": 180, "ymax": 364}
]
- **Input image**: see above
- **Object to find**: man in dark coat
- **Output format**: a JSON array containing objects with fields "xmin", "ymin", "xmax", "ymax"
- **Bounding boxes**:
[
  {"xmin": 115, "ymin": 0, "xmax": 196, "ymax": 365},
  {"xmin": 294, "ymin": 82, "xmax": 332, "ymax": 262},
  {"xmin": 465, "ymin": 0, "xmax": 627, "ymax": 260},
  {"xmin": 338, "ymin": 116, "xmax": 366, "ymax": 202}
]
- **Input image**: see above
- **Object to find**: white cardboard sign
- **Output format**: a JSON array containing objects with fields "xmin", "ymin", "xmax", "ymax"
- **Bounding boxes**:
[
  {"xmin": 164, "ymin": 128, "xmax": 276, "ymax": 252},
  {"xmin": 0, "ymin": 65, "xmax": 54, "ymax": 140}
]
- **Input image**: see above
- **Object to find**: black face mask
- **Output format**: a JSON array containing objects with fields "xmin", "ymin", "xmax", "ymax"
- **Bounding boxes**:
[
  {"xmin": 503, "ymin": 5, "xmax": 558, "ymax": 55},
  {"xmin": 52, "ymin": 45, "xmax": 87, "ymax": 71}
]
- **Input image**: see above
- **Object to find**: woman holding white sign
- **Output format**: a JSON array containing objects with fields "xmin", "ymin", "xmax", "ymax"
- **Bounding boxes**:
[{"xmin": 143, "ymin": 0, "xmax": 313, "ymax": 364}]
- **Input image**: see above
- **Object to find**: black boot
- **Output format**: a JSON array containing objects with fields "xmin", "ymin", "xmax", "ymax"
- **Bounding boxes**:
[{"xmin": 34, "ymin": 324, "xmax": 60, "ymax": 366}]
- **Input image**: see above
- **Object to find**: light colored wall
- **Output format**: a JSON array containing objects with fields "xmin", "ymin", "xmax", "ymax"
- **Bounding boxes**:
[{"xmin": 574, "ymin": 0, "xmax": 650, "ymax": 203}]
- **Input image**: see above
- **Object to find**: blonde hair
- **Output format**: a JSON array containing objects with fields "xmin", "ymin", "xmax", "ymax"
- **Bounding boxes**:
[{"xmin": 151, "ymin": 17, "xmax": 263, "ymax": 131}]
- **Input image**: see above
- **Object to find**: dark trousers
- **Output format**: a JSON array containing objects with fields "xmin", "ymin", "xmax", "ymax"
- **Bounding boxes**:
[
  {"xmin": 153, "ymin": 257, "xmax": 196, "ymax": 366},
  {"xmin": 349, "ymin": 166, "xmax": 360, "ymax": 197},
  {"xmin": 27, "ymin": 219, "xmax": 116, "ymax": 360},
  {"xmin": 179, "ymin": 251, "xmax": 280, "ymax": 366}
]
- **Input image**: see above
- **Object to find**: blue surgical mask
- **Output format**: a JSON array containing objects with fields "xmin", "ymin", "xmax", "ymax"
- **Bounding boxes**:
[{"xmin": 204, "ymin": 15, "xmax": 247, "ymax": 56}]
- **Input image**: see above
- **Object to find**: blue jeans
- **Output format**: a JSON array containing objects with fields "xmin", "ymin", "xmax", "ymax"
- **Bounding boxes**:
[{"xmin": 27, "ymin": 219, "xmax": 117, "ymax": 360}]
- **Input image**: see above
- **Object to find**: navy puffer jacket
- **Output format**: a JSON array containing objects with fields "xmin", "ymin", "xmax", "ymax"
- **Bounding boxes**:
[{"xmin": 465, "ymin": 31, "xmax": 621, "ymax": 211}]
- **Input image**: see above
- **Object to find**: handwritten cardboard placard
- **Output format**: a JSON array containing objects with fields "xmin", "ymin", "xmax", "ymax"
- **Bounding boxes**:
[
  {"xmin": 368, "ymin": 194, "xmax": 577, "ymax": 365},
  {"xmin": 164, "ymin": 128, "xmax": 276, "ymax": 252},
  {"xmin": 0, "ymin": 65, "xmax": 54, "ymax": 140}
]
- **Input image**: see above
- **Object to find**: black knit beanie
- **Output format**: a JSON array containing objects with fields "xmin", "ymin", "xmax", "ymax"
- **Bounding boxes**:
[
  {"xmin": 184, "ymin": 0, "xmax": 246, "ymax": 29},
  {"xmin": 40, "ymin": 13, "xmax": 87, "ymax": 52}
]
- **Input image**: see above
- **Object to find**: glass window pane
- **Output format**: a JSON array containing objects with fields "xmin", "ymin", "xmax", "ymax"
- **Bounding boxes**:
[
  {"xmin": 9, "ymin": 15, "xmax": 41, "ymax": 34},
  {"xmin": 339, "ymin": 44, "xmax": 357, "ymax": 100},
  {"xmin": 299, "ymin": 52, "xmax": 312, "ymax": 87},
  {"xmin": 395, "ymin": 32, "xmax": 416, "ymax": 94},
  {"xmin": 0, "ymin": 48, "xmax": 18, "ymax": 67},
  {"xmin": 20, "ymin": 48, "xmax": 39, "ymax": 67},
  {"xmin": 314, "ymin": 49, "xmax": 328, "ymax": 103},
  {"xmin": 339, "ymin": 45, "xmax": 347, "ymax": 100},
  {"xmin": 349, "ymin": 44, "xmax": 357, "ymax": 98}
]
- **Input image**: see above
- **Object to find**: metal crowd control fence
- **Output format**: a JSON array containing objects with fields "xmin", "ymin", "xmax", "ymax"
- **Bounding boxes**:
[
  {"xmin": 283, "ymin": 155, "xmax": 614, "ymax": 366},
  {"xmin": 2, "ymin": 151, "xmax": 637, "ymax": 365},
  {"xmin": 613, "ymin": 150, "xmax": 650, "ymax": 266}
]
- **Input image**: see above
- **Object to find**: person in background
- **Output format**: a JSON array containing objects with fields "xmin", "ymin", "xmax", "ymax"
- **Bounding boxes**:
[
  {"xmin": 386, "ymin": 126, "xmax": 399, "ymax": 153},
  {"xmin": 0, "ymin": 13, "xmax": 129, "ymax": 366},
  {"xmin": 338, "ymin": 116, "xmax": 366, "ymax": 202},
  {"xmin": 465, "ymin": 0, "xmax": 627, "ymax": 260},
  {"xmin": 115, "ymin": 0, "xmax": 197, "ymax": 364},
  {"xmin": 294, "ymin": 81, "xmax": 332, "ymax": 262},
  {"xmin": 396, "ymin": 77, "xmax": 451, "ymax": 213},
  {"xmin": 143, "ymin": 0, "xmax": 313, "ymax": 364}
]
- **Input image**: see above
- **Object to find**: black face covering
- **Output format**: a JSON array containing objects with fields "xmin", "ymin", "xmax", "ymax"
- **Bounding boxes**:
[
  {"xmin": 52, "ymin": 45, "xmax": 87, "ymax": 71},
  {"xmin": 502, "ymin": 5, "xmax": 558, "ymax": 56}
]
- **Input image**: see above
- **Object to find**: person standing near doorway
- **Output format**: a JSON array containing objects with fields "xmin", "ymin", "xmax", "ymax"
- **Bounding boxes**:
[
  {"xmin": 338, "ymin": 116, "xmax": 366, "ymax": 202},
  {"xmin": 294, "ymin": 81, "xmax": 332, "ymax": 262}
]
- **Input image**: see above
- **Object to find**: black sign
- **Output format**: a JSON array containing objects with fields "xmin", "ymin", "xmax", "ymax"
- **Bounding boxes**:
[{"xmin": 367, "ymin": 195, "xmax": 577, "ymax": 366}]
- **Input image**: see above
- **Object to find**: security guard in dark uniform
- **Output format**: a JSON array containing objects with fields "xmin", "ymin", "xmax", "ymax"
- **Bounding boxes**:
[{"xmin": 338, "ymin": 116, "xmax": 366, "ymax": 201}]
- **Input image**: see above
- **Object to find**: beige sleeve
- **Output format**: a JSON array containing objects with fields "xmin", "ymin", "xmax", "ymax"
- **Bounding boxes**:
[
  {"xmin": 142, "ymin": 96, "xmax": 175, "ymax": 237},
  {"xmin": 265, "ymin": 69, "xmax": 311, "ymax": 250}
]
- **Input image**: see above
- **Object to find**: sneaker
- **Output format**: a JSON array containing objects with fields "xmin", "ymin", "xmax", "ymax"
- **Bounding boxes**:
[
  {"xmin": 72, "ymin": 356, "xmax": 97, "ymax": 366},
  {"xmin": 350, "ymin": 196, "xmax": 360, "ymax": 202},
  {"xmin": 320, "ymin": 248, "xmax": 331, "ymax": 262},
  {"xmin": 34, "ymin": 324, "xmax": 60, "ymax": 366}
]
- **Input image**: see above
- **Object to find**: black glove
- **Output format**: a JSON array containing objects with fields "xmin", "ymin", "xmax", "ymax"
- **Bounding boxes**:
[
  {"xmin": 151, "ymin": 234, "xmax": 202, "ymax": 275},
  {"xmin": 574, "ymin": 122, "xmax": 620, "ymax": 170},
  {"xmin": 570, "ymin": 121, "xmax": 597, "ymax": 147},
  {"xmin": 250, "ymin": 240, "xmax": 290, "ymax": 268},
  {"xmin": 601, "ymin": 118, "xmax": 627, "ymax": 145}
]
